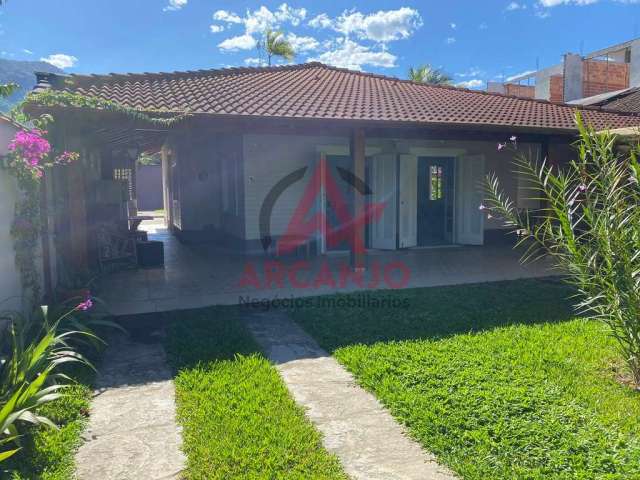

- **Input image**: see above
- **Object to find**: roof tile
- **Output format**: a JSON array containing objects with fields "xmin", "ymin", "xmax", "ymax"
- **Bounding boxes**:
[{"xmin": 50, "ymin": 62, "xmax": 640, "ymax": 132}]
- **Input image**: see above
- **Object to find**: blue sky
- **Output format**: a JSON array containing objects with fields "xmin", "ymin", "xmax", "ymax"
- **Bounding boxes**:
[{"xmin": 1, "ymin": 0, "xmax": 640, "ymax": 88}]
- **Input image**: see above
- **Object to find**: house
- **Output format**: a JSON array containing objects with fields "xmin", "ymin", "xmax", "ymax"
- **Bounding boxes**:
[
  {"xmin": 488, "ymin": 37, "xmax": 640, "ymax": 103},
  {"xmin": 25, "ymin": 62, "xmax": 640, "ymax": 309}
]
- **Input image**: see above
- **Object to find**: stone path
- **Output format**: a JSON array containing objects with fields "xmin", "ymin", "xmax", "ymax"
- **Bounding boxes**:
[
  {"xmin": 75, "ymin": 332, "xmax": 185, "ymax": 480},
  {"xmin": 244, "ymin": 311, "xmax": 457, "ymax": 480}
]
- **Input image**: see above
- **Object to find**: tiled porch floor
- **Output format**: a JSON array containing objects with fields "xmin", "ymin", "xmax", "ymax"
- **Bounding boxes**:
[{"xmin": 96, "ymin": 217, "xmax": 555, "ymax": 316}]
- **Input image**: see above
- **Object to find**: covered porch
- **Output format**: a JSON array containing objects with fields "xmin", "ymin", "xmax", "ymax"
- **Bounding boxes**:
[{"xmin": 94, "ymin": 216, "xmax": 554, "ymax": 316}]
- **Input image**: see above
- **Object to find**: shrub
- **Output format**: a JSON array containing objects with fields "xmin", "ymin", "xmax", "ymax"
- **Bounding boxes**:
[{"xmin": 484, "ymin": 113, "xmax": 640, "ymax": 385}]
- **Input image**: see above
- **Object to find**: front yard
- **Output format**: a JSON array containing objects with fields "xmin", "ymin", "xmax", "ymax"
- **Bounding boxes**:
[
  {"xmin": 163, "ymin": 308, "xmax": 347, "ymax": 480},
  {"xmin": 290, "ymin": 279, "xmax": 640, "ymax": 479},
  {"xmin": 19, "ymin": 279, "xmax": 639, "ymax": 479}
]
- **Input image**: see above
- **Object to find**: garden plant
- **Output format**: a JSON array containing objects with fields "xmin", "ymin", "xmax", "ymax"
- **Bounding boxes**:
[{"xmin": 485, "ymin": 113, "xmax": 640, "ymax": 385}]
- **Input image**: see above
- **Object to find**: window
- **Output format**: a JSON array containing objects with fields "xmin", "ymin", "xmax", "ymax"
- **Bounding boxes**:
[
  {"xmin": 429, "ymin": 165, "xmax": 443, "ymax": 200},
  {"xmin": 113, "ymin": 168, "xmax": 134, "ymax": 200}
]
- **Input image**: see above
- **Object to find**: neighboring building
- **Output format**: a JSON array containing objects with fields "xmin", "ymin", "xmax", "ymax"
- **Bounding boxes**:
[
  {"xmin": 569, "ymin": 86, "xmax": 640, "ymax": 113},
  {"xmin": 29, "ymin": 63, "xmax": 640, "ymax": 276},
  {"xmin": 488, "ymin": 38, "xmax": 640, "ymax": 104}
]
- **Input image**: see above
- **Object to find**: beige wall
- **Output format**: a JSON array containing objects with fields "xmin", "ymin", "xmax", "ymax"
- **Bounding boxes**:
[{"xmin": 0, "ymin": 120, "xmax": 23, "ymax": 311}]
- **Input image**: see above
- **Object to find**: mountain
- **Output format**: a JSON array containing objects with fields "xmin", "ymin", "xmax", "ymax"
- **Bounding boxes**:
[{"xmin": 0, "ymin": 58, "xmax": 63, "ymax": 112}]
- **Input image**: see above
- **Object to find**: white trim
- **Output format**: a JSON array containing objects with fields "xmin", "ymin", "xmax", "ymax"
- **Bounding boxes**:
[
  {"xmin": 316, "ymin": 144, "xmax": 349, "ymax": 156},
  {"xmin": 318, "ymin": 152, "xmax": 327, "ymax": 254},
  {"xmin": 408, "ymin": 147, "xmax": 467, "ymax": 157},
  {"xmin": 315, "ymin": 144, "xmax": 383, "ymax": 157}
]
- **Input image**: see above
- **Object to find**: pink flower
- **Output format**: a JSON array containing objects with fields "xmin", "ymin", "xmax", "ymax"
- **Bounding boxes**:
[
  {"xmin": 510, "ymin": 135, "xmax": 517, "ymax": 142},
  {"xmin": 55, "ymin": 151, "xmax": 79, "ymax": 165},
  {"xmin": 479, "ymin": 204, "xmax": 486, "ymax": 211},
  {"xmin": 497, "ymin": 143, "xmax": 506, "ymax": 151},
  {"xmin": 8, "ymin": 129, "xmax": 51, "ymax": 173},
  {"xmin": 76, "ymin": 298, "xmax": 93, "ymax": 311},
  {"xmin": 578, "ymin": 184, "xmax": 587, "ymax": 192}
]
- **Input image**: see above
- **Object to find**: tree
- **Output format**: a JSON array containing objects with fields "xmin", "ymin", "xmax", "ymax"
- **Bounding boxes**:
[
  {"xmin": 484, "ymin": 113, "xmax": 640, "ymax": 385},
  {"xmin": 258, "ymin": 29, "xmax": 295, "ymax": 66},
  {"xmin": 408, "ymin": 65, "xmax": 452, "ymax": 85},
  {"xmin": 0, "ymin": 83, "xmax": 18, "ymax": 98}
]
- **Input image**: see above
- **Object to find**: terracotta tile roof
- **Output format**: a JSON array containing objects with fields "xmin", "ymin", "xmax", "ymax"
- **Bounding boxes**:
[
  {"xmin": 41, "ymin": 62, "xmax": 640, "ymax": 133},
  {"xmin": 597, "ymin": 87, "xmax": 640, "ymax": 114}
]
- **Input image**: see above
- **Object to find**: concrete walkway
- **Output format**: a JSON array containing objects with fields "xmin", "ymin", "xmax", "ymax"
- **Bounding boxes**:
[
  {"xmin": 75, "ymin": 332, "xmax": 185, "ymax": 480},
  {"xmin": 244, "ymin": 312, "xmax": 457, "ymax": 480}
]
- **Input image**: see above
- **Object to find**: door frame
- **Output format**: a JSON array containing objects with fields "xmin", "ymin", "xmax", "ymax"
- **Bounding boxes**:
[
  {"xmin": 454, "ymin": 154, "xmax": 486, "ymax": 245},
  {"xmin": 315, "ymin": 145, "xmax": 381, "ymax": 254},
  {"xmin": 416, "ymin": 155, "xmax": 456, "ymax": 247}
]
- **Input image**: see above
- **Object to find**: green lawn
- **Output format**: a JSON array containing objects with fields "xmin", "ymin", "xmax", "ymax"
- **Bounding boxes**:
[
  {"xmin": 164, "ymin": 307, "xmax": 347, "ymax": 480},
  {"xmin": 290, "ymin": 279, "xmax": 640, "ymax": 480}
]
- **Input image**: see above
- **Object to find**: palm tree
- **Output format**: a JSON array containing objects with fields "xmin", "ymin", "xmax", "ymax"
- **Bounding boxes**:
[
  {"xmin": 408, "ymin": 65, "xmax": 452, "ymax": 85},
  {"xmin": 259, "ymin": 29, "xmax": 295, "ymax": 66}
]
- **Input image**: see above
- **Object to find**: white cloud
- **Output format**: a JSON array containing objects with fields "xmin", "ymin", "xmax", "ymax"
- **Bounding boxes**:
[
  {"xmin": 457, "ymin": 79, "xmax": 484, "ymax": 89},
  {"xmin": 457, "ymin": 67, "xmax": 485, "ymax": 78},
  {"xmin": 445, "ymin": 37, "xmax": 456, "ymax": 45},
  {"xmin": 163, "ymin": 0, "xmax": 187, "ymax": 12},
  {"xmin": 537, "ymin": 0, "xmax": 639, "ymax": 5},
  {"xmin": 214, "ymin": 4, "xmax": 309, "ymax": 53},
  {"xmin": 308, "ymin": 13, "xmax": 333, "ymax": 29},
  {"xmin": 332, "ymin": 7, "xmax": 423, "ymax": 43},
  {"xmin": 240, "ymin": 4, "xmax": 307, "ymax": 35},
  {"xmin": 41, "ymin": 53, "xmax": 77, "ymax": 69},
  {"xmin": 506, "ymin": 2, "xmax": 527, "ymax": 10},
  {"xmin": 538, "ymin": 0, "xmax": 595, "ymax": 5},
  {"xmin": 450, "ymin": 22, "xmax": 457, "ymax": 29},
  {"xmin": 213, "ymin": 10, "xmax": 243, "ymax": 24},
  {"xmin": 214, "ymin": 5, "xmax": 420, "ymax": 68},
  {"xmin": 218, "ymin": 34, "xmax": 257, "ymax": 51},
  {"xmin": 245, "ymin": 57, "xmax": 266, "ymax": 66},
  {"xmin": 275, "ymin": 4, "xmax": 307, "ymax": 26},
  {"xmin": 310, "ymin": 38, "xmax": 396, "ymax": 70},
  {"xmin": 506, "ymin": 70, "xmax": 536, "ymax": 81},
  {"xmin": 287, "ymin": 33, "xmax": 320, "ymax": 52},
  {"xmin": 22, "ymin": 48, "xmax": 33, "ymax": 55}
]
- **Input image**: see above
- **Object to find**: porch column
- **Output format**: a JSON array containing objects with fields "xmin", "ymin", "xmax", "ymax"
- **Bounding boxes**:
[{"xmin": 350, "ymin": 128, "xmax": 366, "ymax": 271}]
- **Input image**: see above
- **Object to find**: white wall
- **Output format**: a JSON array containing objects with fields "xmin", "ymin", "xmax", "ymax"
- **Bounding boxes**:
[
  {"xmin": 241, "ymin": 133, "xmax": 542, "ymax": 241},
  {"xmin": 243, "ymin": 134, "xmax": 349, "ymax": 240},
  {"xmin": 0, "ymin": 120, "xmax": 23, "ymax": 311}
]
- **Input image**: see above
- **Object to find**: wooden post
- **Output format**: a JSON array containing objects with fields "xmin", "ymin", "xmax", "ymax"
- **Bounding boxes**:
[{"xmin": 351, "ymin": 128, "xmax": 366, "ymax": 271}]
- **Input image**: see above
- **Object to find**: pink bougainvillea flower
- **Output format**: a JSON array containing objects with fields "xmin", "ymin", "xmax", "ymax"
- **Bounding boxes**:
[
  {"xmin": 76, "ymin": 298, "xmax": 93, "ymax": 311},
  {"xmin": 8, "ymin": 129, "xmax": 52, "ymax": 173},
  {"xmin": 55, "ymin": 151, "xmax": 79, "ymax": 165},
  {"xmin": 578, "ymin": 183, "xmax": 587, "ymax": 192},
  {"xmin": 510, "ymin": 135, "xmax": 517, "ymax": 142},
  {"xmin": 497, "ymin": 143, "xmax": 506, "ymax": 151}
]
